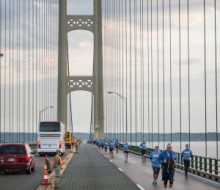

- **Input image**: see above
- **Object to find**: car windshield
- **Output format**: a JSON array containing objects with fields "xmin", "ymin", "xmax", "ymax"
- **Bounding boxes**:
[{"xmin": 0, "ymin": 145, "xmax": 26, "ymax": 154}]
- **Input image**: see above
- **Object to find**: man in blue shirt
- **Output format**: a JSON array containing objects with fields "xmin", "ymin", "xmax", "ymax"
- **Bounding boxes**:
[
  {"xmin": 139, "ymin": 140, "xmax": 147, "ymax": 163},
  {"xmin": 181, "ymin": 144, "xmax": 193, "ymax": 179},
  {"xmin": 123, "ymin": 141, "xmax": 130, "ymax": 162},
  {"xmin": 104, "ymin": 140, "xmax": 108, "ymax": 153},
  {"xmin": 115, "ymin": 138, "xmax": 120, "ymax": 153},
  {"xmin": 150, "ymin": 146, "xmax": 161, "ymax": 185},
  {"xmin": 158, "ymin": 143, "xmax": 177, "ymax": 190},
  {"xmin": 108, "ymin": 139, "xmax": 115, "ymax": 158}
]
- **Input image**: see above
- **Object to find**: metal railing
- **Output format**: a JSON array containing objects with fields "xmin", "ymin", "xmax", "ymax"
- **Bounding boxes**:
[{"xmin": 119, "ymin": 144, "xmax": 220, "ymax": 183}]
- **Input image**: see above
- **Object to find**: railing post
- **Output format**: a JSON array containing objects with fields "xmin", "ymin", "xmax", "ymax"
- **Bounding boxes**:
[
  {"xmin": 204, "ymin": 157, "xmax": 207, "ymax": 172},
  {"xmin": 214, "ymin": 159, "xmax": 218, "ymax": 175},
  {"xmin": 191, "ymin": 155, "xmax": 194, "ymax": 168},
  {"xmin": 199, "ymin": 156, "xmax": 203, "ymax": 170},
  {"xmin": 209, "ymin": 158, "xmax": 212, "ymax": 173},
  {"xmin": 195, "ymin": 156, "xmax": 198, "ymax": 169}
]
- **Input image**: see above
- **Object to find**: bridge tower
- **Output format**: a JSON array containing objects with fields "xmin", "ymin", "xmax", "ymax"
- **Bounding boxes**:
[{"xmin": 57, "ymin": 0, "xmax": 104, "ymax": 139}]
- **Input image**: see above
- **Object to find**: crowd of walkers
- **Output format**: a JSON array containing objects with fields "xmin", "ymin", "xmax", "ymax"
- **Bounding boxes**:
[{"xmin": 88, "ymin": 139, "xmax": 193, "ymax": 190}]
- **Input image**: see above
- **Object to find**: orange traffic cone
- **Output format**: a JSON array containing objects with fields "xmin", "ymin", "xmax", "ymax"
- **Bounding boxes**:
[
  {"xmin": 70, "ymin": 146, "xmax": 73, "ymax": 153},
  {"xmin": 41, "ymin": 155, "xmax": 51, "ymax": 185}
]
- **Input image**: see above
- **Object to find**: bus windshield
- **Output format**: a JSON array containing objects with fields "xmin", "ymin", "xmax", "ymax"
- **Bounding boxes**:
[{"xmin": 40, "ymin": 122, "xmax": 60, "ymax": 132}]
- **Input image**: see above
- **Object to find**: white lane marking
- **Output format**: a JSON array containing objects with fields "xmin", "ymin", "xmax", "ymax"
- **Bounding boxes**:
[
  {"xmin": 110, "ymin": 160, "xmax": 113, "ymax": 162},
  {"xmin": 118, "ymin": 168, "xmax": 123, "ymax": 172},
  {"xmin": 136, "ymin": 184, "xmax": 145, "ymax": 190}
]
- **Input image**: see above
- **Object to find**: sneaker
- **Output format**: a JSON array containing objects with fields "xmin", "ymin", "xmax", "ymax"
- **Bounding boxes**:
[
  {"xmin": 152, "ymin": 180, "xmax": 155, "ymax": 185},
  {"xmin": 155, "ymin": 180, "xmax": 157, "ymax": 184},
  {"xmin": 185, "ymin": 176, "xmax": 188, "ymax": 179}
]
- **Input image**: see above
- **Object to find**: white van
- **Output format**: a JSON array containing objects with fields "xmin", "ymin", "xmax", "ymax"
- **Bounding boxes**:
[{"xmin": 37, "ymin": 121, "xmax": 65, "ymax": 156}]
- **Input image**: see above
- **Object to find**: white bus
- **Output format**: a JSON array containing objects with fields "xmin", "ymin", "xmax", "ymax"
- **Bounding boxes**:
[{"xmin": 37, "ymin": 121, "xmax": 65, "ymax": 156}]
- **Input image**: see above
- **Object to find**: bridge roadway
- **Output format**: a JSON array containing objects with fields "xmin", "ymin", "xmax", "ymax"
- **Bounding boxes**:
[
  {"xmin": 0, "ymin": 152, "xmax": 69, "ymax": 190},
  {"xmin": 1, "ymin": 144, "xmax": 219, "ymax": 190}
]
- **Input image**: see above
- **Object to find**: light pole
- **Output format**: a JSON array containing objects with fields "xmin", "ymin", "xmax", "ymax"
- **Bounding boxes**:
[
  {"xmin": 39, "ymin": 106, "xmax": 53, "ymax": 122},
  {"xmin": 108, "ymin": 91, "xmax": 127, "ymax": 141}
]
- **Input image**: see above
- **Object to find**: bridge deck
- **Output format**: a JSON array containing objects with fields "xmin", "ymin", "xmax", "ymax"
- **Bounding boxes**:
[{"xmin": 59, "ymin": 144, "xmax": 139, "ymax": 190}]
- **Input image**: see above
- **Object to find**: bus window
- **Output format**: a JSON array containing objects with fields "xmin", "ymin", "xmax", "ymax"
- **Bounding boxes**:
[{"xmin": 40, "ymin": 122, "xmax": 60, "ymax": 132}]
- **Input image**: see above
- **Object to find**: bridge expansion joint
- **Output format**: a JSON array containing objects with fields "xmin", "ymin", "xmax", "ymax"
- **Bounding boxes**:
[
  {"xmin": 66, "ymin": 76, "xmax": 94, "ymax": 93},
  {"xmin": 66, "ymin": 15, "xmax": 94, "ymax": 32}
]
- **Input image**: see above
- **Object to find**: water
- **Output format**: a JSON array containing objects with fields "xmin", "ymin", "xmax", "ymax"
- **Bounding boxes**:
[{"xmin": 131, "ymin": 141, "xmax": 220, "ymax": 159}]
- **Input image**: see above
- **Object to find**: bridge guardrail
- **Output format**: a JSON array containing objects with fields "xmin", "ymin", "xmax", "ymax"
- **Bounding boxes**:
[{"xmin": 119, "ymin": 144, "xmax": 220, "ymax": 183}]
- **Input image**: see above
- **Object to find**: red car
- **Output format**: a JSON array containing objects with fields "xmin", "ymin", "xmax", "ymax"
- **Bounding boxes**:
[{"xmin": 0, "ymin": 143, "xmax": 35, "ymax": 174}]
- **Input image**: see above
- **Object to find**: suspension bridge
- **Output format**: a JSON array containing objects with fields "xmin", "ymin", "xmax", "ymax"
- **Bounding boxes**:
[{"xmin": 0, "ymin": 0, "xmax": 219, "ymax": 189}]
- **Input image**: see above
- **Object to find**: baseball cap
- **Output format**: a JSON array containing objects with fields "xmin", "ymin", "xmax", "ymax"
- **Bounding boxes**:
[{"xmin": 155, "ymin": 146, "xmax": 159, "ymax": 148}]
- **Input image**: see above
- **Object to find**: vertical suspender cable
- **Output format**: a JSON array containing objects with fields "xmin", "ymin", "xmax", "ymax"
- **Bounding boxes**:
[
  {"xmin": 121, "ymin": 0, "xmax": 124, "ymax": 142},
  {"xmin": 129, "ymin": 0, "xmax": 132, "ymax": 143},
  {"xmin": 4, "ymin": 0, "xmax": 6, "ymax": 142},
  {"xmin": 151, "ymin": 0, "xmax": 153, "ymax": 146},
  {"xmin": 214, "ymin": 0, "xmax": 218, "ymax": 159},
  {"xmin": 147, "ymin": 0, "xmax": 150, "ymax": 146},
  {"xmin": 9, "ymin": 0, "xmax": 11, "ymax": 142},
  {"xmin": 23, "ymin": 0, "xmax": 26, "ymax": 141},
  {"xmin": 125, "ymin": 0, "xmax": 128, "ymax": 142},
  {"xmin": 12, "ymin": 0, "xmax": 15, "ymax": 141},
  {"xmin": 18, "ymin": 0, "xmax": 20, "ymax": 142},
  {"xmin": 28, "ymin": 0, "xmax": 30, "ymax": 142},
  {"xmin": 187, "ymin": 0, "xmax": 191, "ymax": 147},
  {"xmin": 140, "ymin": 0, "xmax": 143, "ymax": 140},
  {"xmin": 134, "ymin": 0, "xmax": 137, "ymax": 144},
  {"xmin": 179, "ymin": 0, "xmax": 182, "ymax": 152},
  {"xmin": 36, "ymin": 0, "xmax": 38, "ymax": 142},
  {"xmin": 162, "ymin": 0, "xmax": 165, "ymax": 150},
  {"xmin": 169, "ymin": 0, "xmax": 172, "ymax": 143},
  {"xmin": 157, "ymin": 0, "xmax": 159, "ymax": 145},
  {"xmin": 204, "ymin": 0, "xmax": 207, "ymax": 157},
  {"xmin": 141, "ymin": 0, "xmax": 144, "ymax": 140},
  {"xmin": 32, "ymin": 0, "xmax": 34, "ymax": 142},
  {"xmin": 0, "ymin": 0, "xmax": 1, "ymax": 143}
]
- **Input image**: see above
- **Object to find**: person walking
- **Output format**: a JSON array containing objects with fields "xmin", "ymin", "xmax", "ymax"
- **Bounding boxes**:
[
  {"xmin": 52, "ymin": 150, "xmax": 63, "ymax": 189},
  {"xmin": 115, "ymin": 138, "xmax": 120, "ymax": 153},
  {"xmin": 158, "ymin": 143, "xmax": 177, "ymax": 190},
  {"xmin": 139, "ymin": 140, "xmax": 147, "ymax": 163},
  {"xmin": 104, "ymin": 140, "xmax": 108, "ymax": 153},
  {"xmin": 108, "ymin": 139, "xmax": 115, "ymax": 158},
  {"xmin": 181, "ymin": 144, "xmax": 193, "ymax": 179},
  {"xmin": 150, "ymin": 146, "xmax": 161, "ymax": 185},
  {"xmin": 123, "ymin": 141, "xmax": 130, "ymax": 162}
]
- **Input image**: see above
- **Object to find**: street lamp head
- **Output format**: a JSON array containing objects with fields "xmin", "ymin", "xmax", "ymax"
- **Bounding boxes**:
[
  {"xmin": 0, "ymin": 53, "xmax": 3, "ymax": 58},
  {"xmin": 50, "ymin": 106, "xmax": 53, "ymax": 108},
  {"xmin": 108, "ymin": 91, "xmax": 113, "ymax": 94}
]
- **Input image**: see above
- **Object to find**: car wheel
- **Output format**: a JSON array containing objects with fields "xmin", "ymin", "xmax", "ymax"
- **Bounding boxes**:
[{"xmin": 26, "ymin": 166, "xmax": 31, "ymax": 174}]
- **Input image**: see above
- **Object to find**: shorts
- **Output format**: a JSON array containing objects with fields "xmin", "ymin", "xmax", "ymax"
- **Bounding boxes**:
[
  {"xmin": 152, "ymin": 167, "xmax": 160, "ymax": 175},
  {"xmin": 184, "ymin": 160, "xmax": 190, "ymax": 167},
  {"xmin": 109, "ymin": 148, "xmax": 114, "ymax": 152},
  {"xmin": 141, "ymin": 150, "xmax": 146, "ymax": 155},
  {"xmin": 163, "ymin": 171, "xmax": 175, "ymax": 181},
  {"xmin": 124, "ymin": 151, "xmax": 129, "ymax": 154}
]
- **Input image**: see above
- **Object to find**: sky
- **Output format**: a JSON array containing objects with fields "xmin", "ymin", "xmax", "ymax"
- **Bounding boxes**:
[{"xmin": 0, "ymin": 0, "xmax": 220, "ymax": 137}]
